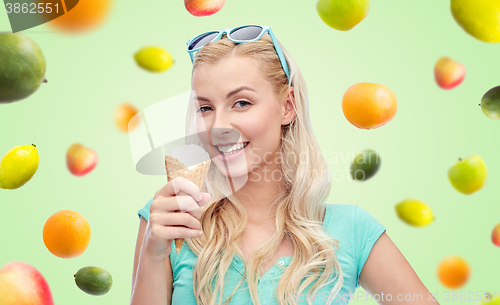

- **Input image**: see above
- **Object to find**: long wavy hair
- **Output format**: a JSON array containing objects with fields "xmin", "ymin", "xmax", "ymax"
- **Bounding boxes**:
[{"xmin": 183, "ymin": 32, "xmax": 344, "ymax": 305}]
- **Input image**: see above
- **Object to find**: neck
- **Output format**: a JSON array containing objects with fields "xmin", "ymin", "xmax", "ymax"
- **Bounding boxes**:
[{"xmin": 232, "ymin": 162, "xmax": 286, "ymax": 226}]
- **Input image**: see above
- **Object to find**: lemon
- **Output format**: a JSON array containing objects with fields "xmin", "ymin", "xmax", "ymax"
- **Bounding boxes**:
[
  {"xmin": 395, "ymin": 199, "xmax": 434, "ymax": 227},
  {"xmin": 134, "ymin": 46, "xmax": 174, "ymax": 73},
  {"xmin": 0, "ymin": 144, "xmax": 39, "ymax": 190},
  {"xmin": 451, "ymin": 0, "xmax": 500, "ymax": 43}
]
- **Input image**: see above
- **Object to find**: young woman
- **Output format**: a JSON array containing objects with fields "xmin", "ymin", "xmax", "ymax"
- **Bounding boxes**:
[{"xmin": 130, "ymin": 25, "xmax": 440, "ymax": 305}]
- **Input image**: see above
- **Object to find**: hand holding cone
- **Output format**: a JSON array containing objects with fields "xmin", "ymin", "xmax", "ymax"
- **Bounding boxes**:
[{"xmin": 165, "ymin": 155, "xmax": 210, "ymax": 254}]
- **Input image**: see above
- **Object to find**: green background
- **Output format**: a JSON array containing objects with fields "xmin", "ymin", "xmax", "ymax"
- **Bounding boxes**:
[{"xmin": 1, "ymin": 0, "xmax": 499, "ymax": 304}]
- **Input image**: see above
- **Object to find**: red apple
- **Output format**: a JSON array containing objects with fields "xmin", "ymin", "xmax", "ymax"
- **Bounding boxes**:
[
  {"xmin": 0, "ymin": 261, "xmax": 54, "ymax": 305},
  {"xmin": 184, "ymin": 0, "xmax": 225, "ymax": 17},
  {"xmin": 434, "ymin": 56, "xmax": 466, "ymax": 90},
  {"xmin": 492, "ymin": 223, "xmax": 500, "ymax": 246},
  {"xmin": 66, "ymin": 143, "xmax": 98, "ymax": 176}
]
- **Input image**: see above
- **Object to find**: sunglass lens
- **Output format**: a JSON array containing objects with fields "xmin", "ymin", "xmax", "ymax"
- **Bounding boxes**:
[
  {"xmin": 189, "ymin": 32, "xmax": 219, "ymax": 50},
  {"xmin": 229, "ymin": 26, "xmax": 263, "ymax": 41}
]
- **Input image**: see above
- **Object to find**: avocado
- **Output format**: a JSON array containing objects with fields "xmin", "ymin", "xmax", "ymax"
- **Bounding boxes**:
[
  {"xmin": 0, "ymin": 32, "xmax": 46, "ymax": 103},
  {"xmin": 74, "ymin": 266, "xmax": 113, "ymax": 296}
]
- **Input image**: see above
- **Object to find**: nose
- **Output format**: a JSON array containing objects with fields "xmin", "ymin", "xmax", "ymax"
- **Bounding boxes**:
[
  {"xmin": 211, "ymin": 111, "xmax": 231, "ymax": 137},
  {"xmin": 210, "ymin": 110, "xmax": 240, "ymax": 143}
]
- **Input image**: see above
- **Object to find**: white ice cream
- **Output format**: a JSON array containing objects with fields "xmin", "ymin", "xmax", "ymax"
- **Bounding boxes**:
[{"xmin": 168, "ymin": 144, "xmax": 210, "ymax": 170}]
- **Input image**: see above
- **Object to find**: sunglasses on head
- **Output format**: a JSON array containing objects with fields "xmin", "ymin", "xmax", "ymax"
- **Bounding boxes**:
[{"xmin": 186, "ymin": 25, "xmax": 290, "ymax": 81}]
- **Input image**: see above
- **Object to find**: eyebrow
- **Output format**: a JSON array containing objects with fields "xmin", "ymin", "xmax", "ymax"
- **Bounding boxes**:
[{"xmin": 196, "ymin": 86, "xmax": 256, "ymax": 103}]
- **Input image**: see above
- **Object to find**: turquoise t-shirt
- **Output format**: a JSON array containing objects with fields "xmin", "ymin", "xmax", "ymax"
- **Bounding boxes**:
[{"xmin": 137, "ymin": 199, "xmax": 386, "ymax": 304}]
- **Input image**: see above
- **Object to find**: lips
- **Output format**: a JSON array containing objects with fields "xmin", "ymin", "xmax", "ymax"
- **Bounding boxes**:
[
  {"xmin": 214, "ymin": 142, "xmax": 250, "ymax": 161},
  {"xmin": 214, "ymin": 142, "xmax": 250, "ymax": 153},
  {"xmin": 213, "ymin": 142, "xmax": 248, "ymax": 147}
]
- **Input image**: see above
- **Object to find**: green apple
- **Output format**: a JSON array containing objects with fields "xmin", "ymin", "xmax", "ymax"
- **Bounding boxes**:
[
  {"xmin": 477, "ymin": 292, "xmax": 500, "ymax": 305},
  {"xmin": 448, "ymin": 154, "xmax": 487, "ymax": 195},
  {"xmin": 451, "ymin": 0, "xmax": 500, "ymax": 43},
  {"xmin": 316, "ymin": 0, "xmax": 370, "ymax": 31}
]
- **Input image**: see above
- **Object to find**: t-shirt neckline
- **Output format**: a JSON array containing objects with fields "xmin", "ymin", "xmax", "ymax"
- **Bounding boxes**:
[{"xmin": 231, "ymin": 204, "xmax": 332, "ymax": 277}]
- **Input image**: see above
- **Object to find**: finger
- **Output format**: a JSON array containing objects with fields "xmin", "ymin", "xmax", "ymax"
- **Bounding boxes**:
[
  {"xmin": 170, "ymin": 192, "xmax": 201, "ymax": 218},
  {"xmin": 198, "ymin": 193, "xmax": 212, "ymax": 208},
  {"xmin": 152, "ymin": 224, "xmax": 203, "ymax": 240},
  {"xmin": 183, "ymin": 193, "xmax": 212, "ymax": 220},
  {"xmin": 152, "ymin": 195, "xmax": 204, "ymax": 220},
  {"xmin": 155, "ymin": 177, "xmax": 203, "ymax": 201},
  {"xmin": 164, "ymin": 226, "xmax": 204, "ymax": 239},
  {"xmin": 150, "ymin": 196, "xmax": 199, "ymax": 214},
  {"xmin": 150, "ymin": 212, "xmax": 201, "ymax": 231}
]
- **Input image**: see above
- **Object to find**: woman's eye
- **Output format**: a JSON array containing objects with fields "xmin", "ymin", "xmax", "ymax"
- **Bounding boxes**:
[
  {"xmin": 234, "ymin": 100, "xmax": 251, "ymax": 108},
  {"xmin": 196, "ymin": 106, "xmax": 213, "ymax": 113}
]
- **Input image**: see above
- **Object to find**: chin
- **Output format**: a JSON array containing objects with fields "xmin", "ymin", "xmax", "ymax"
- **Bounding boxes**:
[
  {"xmin": 213, "ymin": 159, "xmax": 249, "ymax": 178},
  {"xmin": 212, "ymin": 161, "xmax": 249, "ymax": 194}
]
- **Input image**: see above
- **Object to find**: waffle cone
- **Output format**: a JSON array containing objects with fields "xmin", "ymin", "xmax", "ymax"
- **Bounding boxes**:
[
  {"xmin": 165, "ymin": 156, "xmax": 211, "ymax": 189},
  {"xmin": 165, "ymin": 155, "xmax": 211, "ymax": 254}
]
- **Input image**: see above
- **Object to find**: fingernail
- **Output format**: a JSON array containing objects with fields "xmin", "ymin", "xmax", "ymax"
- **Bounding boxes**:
[
  {"xmin": 199, "ymin": 230, "xmax": 204, "ymax": 236},
  {"xmin": 198, "ymin": 194, "xmax": 203, "ymax": 201}
]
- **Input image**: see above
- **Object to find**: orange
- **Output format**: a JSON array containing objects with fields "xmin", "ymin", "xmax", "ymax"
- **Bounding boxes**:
[
  {"xmin": 437, "ymin": 256, "xmax": 470, "ymax": 288},
  {"xmin": 44, "ymin": 0, "xmax": 113, "ymax": 33},
  {"xmin": 115, "ymin": 103, "xmax": 140, "ymax": 132},
  {"xmin": 342, "ymin": 83, "xmax": 397, "ymax": 129},
  {"xmin": 43, "ymin": 210, "xmax": 91, "ymax": 258}
]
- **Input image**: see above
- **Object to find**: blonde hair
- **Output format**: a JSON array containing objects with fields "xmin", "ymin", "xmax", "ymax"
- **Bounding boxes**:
[{"xmin": 184, "ymin": 33, "xmax": 343, "ymax": 305}]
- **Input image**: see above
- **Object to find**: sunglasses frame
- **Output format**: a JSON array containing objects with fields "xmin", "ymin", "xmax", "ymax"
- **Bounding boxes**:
[{"xmin": 186, "ymin": 25, "xmax": 290, "ymax": 81}]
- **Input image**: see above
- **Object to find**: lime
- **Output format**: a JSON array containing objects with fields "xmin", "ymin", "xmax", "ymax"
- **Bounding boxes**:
[
  {"xmin": 480, "ymin": 86, "xmax": 500, "ymax": 120},
  {"xmin": 74, "ymin": 266, "xmax": 112, "ymax": 296},
  {"xmin": 350, "ymin": 149, "xmax": 380, "ymax": 181},
  {"xmin": 0, "ymin": 33, "xmax": 46, "ymax": 103},
  {"xmin": 0, "ymin": 144, "xmax": 39, "ymax": 190},
  {"xmin": 134, "ymin": 46, "xmax": 174, "ymax": 73}
]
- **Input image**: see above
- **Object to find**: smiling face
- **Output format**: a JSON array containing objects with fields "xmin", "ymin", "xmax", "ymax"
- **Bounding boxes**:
[{"xmin": 192, "ymin": 55, "xmax": 293, "ymax": 180}]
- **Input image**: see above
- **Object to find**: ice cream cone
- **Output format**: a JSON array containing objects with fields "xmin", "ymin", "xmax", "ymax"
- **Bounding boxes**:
[{"xmin": 165, "ymin": 155, "xmax": 210, "ymax": 254}]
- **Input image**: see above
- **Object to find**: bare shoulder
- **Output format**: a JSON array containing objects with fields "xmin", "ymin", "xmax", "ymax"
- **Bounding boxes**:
[{"xmin": 359, "ymin": 232, "xmax": 440, "ymax": 304}]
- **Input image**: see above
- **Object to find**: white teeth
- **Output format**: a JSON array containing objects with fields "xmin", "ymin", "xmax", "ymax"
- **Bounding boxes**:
[{"xmin": 217, "ymin": 142, "xmax": 248, "ymax": 155}]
